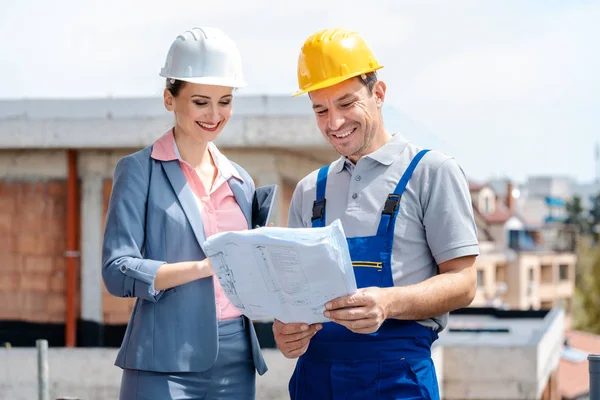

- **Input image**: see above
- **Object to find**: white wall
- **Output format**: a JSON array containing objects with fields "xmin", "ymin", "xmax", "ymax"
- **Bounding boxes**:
[{"xmin": 0, "ymin": 347, "xmax": 297, "ymax": 400}]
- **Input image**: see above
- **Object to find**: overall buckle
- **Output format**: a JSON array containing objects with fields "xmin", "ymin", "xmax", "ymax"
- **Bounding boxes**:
[
  {"xmin": 382, "ymin": 194, "xmax": 401, "ymax": 215},
  {"xmin": 312, "ymin": 198, "xmax": 326, "ymax": 221}
]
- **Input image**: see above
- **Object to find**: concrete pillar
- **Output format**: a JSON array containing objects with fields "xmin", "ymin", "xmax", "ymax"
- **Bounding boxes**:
[
  {"xmin": 256, "ymin": 170, "xmax": 284, "ymax": 227},
  {"xmin": 79, "ymin": 172, "xmax": 104, "ymax": 345}
]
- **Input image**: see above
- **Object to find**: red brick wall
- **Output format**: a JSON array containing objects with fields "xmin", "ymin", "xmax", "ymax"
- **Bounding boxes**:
[
  {"xmin": 102, "ymin": 179, "xmax": 135, "ymax": 324},
  {"xmin": 100, "ymin": 176, "xmax": 297, "ymax": 323},
  {"xmin": 0, "ymin": 180, "xmax": 71, "ymax": 323}
]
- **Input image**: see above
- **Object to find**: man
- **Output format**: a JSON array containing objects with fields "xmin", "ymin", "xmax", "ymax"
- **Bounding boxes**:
[{"xmin": 273, "ymin": 28, "xmax": 479, "ymax": 399}]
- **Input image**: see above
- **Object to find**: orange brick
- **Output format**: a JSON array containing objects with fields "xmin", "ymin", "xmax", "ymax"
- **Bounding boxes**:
[
  {"xmin": 49, "ymin": 273, "xmax": 65, "ymax": 293},
  {"xmin": 17, "ymin": 214, "xmax": 38, "ymax": 233},
  {"xmin": 47, "ymin": 181, "xmax": 67, "ymax": 198},
  {"xmin": 54, "ymin": 256, "xmax": 66, "ymax": 271},
  {"xmin": 0, "ymin": 308, "xmax": 21, "ymax": 320},
  {"xmin": 26, "ymin": 312, "xmax": 50, "ymax": 323},
  {"xmin": 46, "ymin": 312, "xmax": 64, "ymax": 323},
  {"xmin": 0, "ymin": 291, "xmax": 21, "ymax": 319},
  {"xmin": 45, "ymin": 217, "xmax": 66, "ymax": 237},
  {"xmin": 43, "ymin": 199, "xmax": 61, "ymax": 219},
  {"xmin": 0, "ymin": 234, "xmax": 14, "ymax": 253},
  {"xmin": 0, "ymin": 195, "xmax": 16, "ymax": 214},
  {"xmin": 0, "ymin": 291, "xmax": 22, "ymax": 314},
  {"xmin": 103, "ymin": 293, "xmax": 131, "ymax": 314},
  {"xmin": 46, "ymin": 293, "xmax": 66, "ymax": 314},
  {"xmin": 0, "ymin": 274, "xmax": 20, "ymax": 291},
  {"xmin": 104, "ymin": 312, "xmax": 132, "ymax": 325},
  {"xmin": 0, "ymin": 253, "xmax": 22, "ymax": 272},
  {"xmin": 34, "ymin": 181, "xmax": 47, "ymax": 196},
  {"xmin": 18, "ymin": 215, "xmax": 64, "ymax": 237},
  {"xmin": 0, "ymin": 213, "xmax": 11, "ymax": 233},
  {"xmin": 23, "ymin": 255, "xmax": 54, "ymax": 273},
  {"xmin": 14, "ymin": 182, "xmax": 30, "ymax": 199},
  {"xmin": 51, "ymin": 203, "xmax": 66, "ymax": 220},
  {"xmin": 21, "ymin": 292, "xmax": 47, "ymax": 313},
  {"xmin": 53, "ymin": 238, "xmax": 67, "ymax": 255},
  {"xmin": 17, "ymin": 199, "xmax": 46, "ymax": 217},
  {"xmin": 20, "ymin": 274, "xmax": 51, "ymax": 291},
  {"xmin": 15, "ymin": 234, "xmax": 51, "ymax": 256}
]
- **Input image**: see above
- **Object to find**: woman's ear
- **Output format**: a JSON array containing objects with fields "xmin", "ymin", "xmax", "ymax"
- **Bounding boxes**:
[{"xmin": 164, "ymin": 88, "xmax": 175, "ymax": 112}]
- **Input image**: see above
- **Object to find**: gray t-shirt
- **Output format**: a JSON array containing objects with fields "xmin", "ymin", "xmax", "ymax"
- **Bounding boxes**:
[{"xmin": 287, "ymin": 133, "xmax": 479, "ymax": 331}]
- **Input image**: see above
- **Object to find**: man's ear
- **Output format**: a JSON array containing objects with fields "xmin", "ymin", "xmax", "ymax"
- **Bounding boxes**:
[
  {"xmin": 164, "ymin": 88, "xmax": 175, "ymax": 111},
  {"xmin": 373, "ymin": 80, "xmax": 386, "ymax": 108}
]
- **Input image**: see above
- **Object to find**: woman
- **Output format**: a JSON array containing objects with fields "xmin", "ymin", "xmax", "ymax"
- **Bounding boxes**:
[{"xmin": 102, "ymin": 27, "xmax": 269, "ymax": 400}]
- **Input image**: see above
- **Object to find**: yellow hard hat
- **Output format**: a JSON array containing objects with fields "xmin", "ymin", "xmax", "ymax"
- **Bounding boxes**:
[{"xmin": 293, "ymin": 28, "xmax": 383, "ymax": 97}]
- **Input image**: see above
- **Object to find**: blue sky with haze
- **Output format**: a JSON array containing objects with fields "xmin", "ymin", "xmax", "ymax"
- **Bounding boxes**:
[{"xmin": 1, "ymin": 0, "xmax": 597, "ymax": 183}]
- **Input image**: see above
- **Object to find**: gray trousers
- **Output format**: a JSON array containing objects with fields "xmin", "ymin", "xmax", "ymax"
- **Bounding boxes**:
[{"xmin": 119, "ymin": 317, "xmax": 256, "ymax": 400}]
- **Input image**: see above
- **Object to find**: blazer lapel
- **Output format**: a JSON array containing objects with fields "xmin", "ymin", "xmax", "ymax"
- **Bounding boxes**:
[
  {"xmin": 162, "ymin": 161, "xmax": 207, "ymax": 249},
  {"xmin": 229, "ymin": 177, "xmax": 252, "ymax": 229}
]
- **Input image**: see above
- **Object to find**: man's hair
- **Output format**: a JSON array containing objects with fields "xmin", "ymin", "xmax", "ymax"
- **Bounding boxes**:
[{"xmin": 358, "ymin": 72, "xmax": 378, "ymax": 95}]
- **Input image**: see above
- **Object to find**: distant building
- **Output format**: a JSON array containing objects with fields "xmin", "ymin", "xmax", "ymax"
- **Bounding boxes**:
[
  {"xmin": 437, "ymin": 307, "xmax": 564, "ymax": 400},
  {"xmin": 572, "ymin": 181, "xmax": 600, "ymax": 211},
  {"xmin": 469, "ymin": 180, "xmax": 577, "ymax": 324},
  {"xmin": 0, "ymin": 95, "xmax": 337, "ymax": 346},
  {"xmin": 517, "ymin": 176, "xmax": 574, "ymax": 226},
  {"xmin": 559, "ymin": 330, "xmax": 600, "ymax": 400}
]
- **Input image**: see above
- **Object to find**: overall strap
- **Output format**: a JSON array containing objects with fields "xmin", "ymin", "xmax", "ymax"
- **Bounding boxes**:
[
  {"xmin": 377, "ymin": 150, "xmax": 430, "ymax": 236},
  {"xmin": 311, "ymin": 165, "xmax": 330, "ymax": 228}
]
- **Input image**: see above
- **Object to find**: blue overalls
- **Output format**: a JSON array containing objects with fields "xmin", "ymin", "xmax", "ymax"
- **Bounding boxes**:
[{"xmin": 289, "ymin": 150, "xmax": 439, "ymax": 400}]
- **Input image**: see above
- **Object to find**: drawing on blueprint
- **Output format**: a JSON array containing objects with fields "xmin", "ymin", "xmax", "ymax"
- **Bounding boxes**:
[
  {"xmin": 213, "ymin": 253, "xmax": 245, "ymax": 310},
  {"xmin": 253, "ymin": 245, "xmax": 278, "ymax": 293},
  {"xmin": 270, "ymin": 246, "xmax": 311, "ymax": 307}
]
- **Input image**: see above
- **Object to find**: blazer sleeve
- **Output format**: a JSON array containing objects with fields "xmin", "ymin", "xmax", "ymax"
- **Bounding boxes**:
[{"xmin": 101, "ymin": 153, "xmax": 165, "ymax": 302}]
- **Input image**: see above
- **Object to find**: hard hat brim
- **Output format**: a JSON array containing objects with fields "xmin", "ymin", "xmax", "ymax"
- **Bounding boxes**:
[
  {"xmin": 292, "ymin": 65, "xmax": 383, "ymax": 97},
  {"xmin": 160, "ymin": 75, "xmax": 247, "ymax": 89}
]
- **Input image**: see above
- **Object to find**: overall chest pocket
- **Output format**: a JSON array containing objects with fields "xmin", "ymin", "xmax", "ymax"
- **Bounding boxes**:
[{"xmin": 352, "ymin": 261, "xmax": 384, "ymax": 288}]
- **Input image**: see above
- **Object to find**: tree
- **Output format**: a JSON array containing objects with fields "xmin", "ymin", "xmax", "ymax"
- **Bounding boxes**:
[
  {"xmin": 574, "ymin": 246, "xmax": 600, "ymax": 334},
  {"xmin": 565, "ymin": 195, "xmax": 586, "ymax": 234},
  {"xmin": 589, "ymin": 193, "xmax": 600, "ymax": 243}
]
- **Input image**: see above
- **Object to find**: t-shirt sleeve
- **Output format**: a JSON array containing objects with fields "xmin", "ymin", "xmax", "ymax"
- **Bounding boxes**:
[{"xmin": 423, "ymin": 158, "xmax": 480, "ymax": 265}]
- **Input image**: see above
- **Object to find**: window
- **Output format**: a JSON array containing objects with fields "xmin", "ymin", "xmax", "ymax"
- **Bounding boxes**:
[
  {"xmin": 477, "ymin": 270, "xmax": 484, "ymax": 288},
  {"xmin": 559, "ymin": 264, "xmax": 570, "ymax": 281},
  {"xmin": 484, "ymin": 196, "xmax": 490, "ymax": 213},
  {"xmin": 529, "ymin": 268, "xmax": 535, "ymax": 282},
  {"xmin": 496, "ymin": 264, "xmax": 506, "ymax": 283},
  {"xmin": 509, "ymin": 230, "xmax": 522, "ymax": 250},
  {"xmin": 541, "ymin": 264, "xmax": 553, "ymax": 283},
  {"xmin": 541, "ymin": 301, "xmax": 554, "ymax": 309}
]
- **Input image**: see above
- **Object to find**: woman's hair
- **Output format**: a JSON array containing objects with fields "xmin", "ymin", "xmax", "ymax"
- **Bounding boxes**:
[
  {"xmin": 165, "ymin": 79, "xmax": 237, "ymax": 96},
  {"xmin": 166, "ymin": 79, "xmax": 186, "ymax": 97}
]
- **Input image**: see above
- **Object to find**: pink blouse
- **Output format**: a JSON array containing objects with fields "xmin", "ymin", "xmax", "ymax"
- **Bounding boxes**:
[{"xmin": 151, "ymin": 129, "xmax": 245, "ymax": 320}]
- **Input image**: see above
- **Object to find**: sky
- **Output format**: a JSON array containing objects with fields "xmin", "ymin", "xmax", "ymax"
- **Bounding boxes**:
[{"xmin": 1, "ymin": 0, "xmax": 598, "ymax": 183}]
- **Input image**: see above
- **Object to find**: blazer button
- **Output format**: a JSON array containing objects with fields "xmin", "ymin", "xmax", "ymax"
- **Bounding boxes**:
[{"xmin": 120, "ymin": 265, "xmax": 126, "ymax": 272}]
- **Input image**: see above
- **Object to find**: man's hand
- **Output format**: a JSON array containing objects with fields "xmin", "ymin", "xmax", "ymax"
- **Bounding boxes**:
[
  {"xmin": 324, "ymin": 287, "xmax": 391, "ymax": 334},
  {"xmin": 272, "ymin": 319, "xmax": 322, "ymax": 359}
]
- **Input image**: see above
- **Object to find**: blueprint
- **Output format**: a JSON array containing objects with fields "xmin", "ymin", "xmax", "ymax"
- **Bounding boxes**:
[{"xmin": 203, "ymin": 219, "xmax": 357, "ymax": 324}]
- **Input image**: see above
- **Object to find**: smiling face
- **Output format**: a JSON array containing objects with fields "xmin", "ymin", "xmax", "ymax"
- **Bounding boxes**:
[
  {"xmin": 164, "ymin": 81, "xmax": 233, "ymax": 143},
  {"xmin": 309, "ymin": 76, "xmax": 388, "ymax": 163}
]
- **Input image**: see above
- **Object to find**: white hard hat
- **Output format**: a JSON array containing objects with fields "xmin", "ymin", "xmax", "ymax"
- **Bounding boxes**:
[{"xmin": 160, "ymin": 27, "xmax": 246, "ymax": 88}]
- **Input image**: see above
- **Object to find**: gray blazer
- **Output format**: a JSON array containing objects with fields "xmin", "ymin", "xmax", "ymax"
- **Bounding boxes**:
[{"xmin": 102, "ymin": 144, "xmax": 270, "ymax": 374}]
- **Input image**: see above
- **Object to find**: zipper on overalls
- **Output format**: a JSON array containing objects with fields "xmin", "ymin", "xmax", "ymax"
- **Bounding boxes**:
[{"xmin": 352, "ymin": 261, "xmax": 383, "ymax": 270}]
